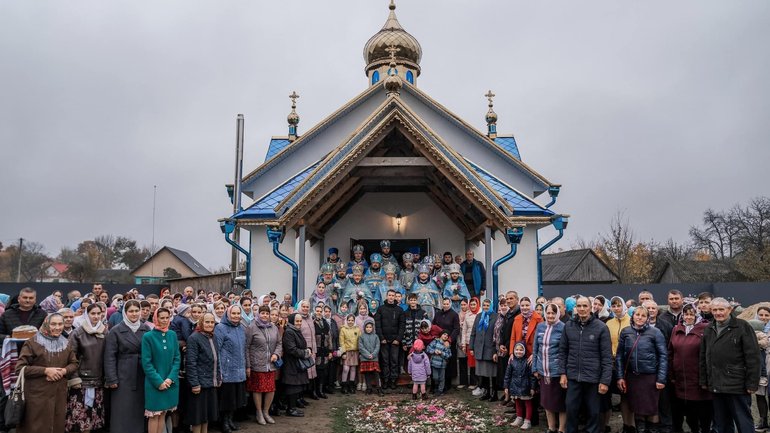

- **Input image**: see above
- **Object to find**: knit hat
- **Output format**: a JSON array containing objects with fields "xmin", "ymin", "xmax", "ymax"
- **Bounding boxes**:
[{"xmin": 413, "ymin": 339, "xmax": 425, "ymax": 351}]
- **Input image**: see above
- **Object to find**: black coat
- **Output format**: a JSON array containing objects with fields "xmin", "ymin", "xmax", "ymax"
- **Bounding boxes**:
[
  {"xmin": 499, "ymin": 307, "xmax": 520, "ymax": 352},
  {"xmin": 652, "ymin": 318, "xmax": 674, "ymax": 344},
  {"xmin": 433, "ymin": 308, "xmax": 461, "ymax": 345},
  {"xmin": 281, "ymin": 325, "xmax": 310, "ymax": 386},
  {"xmin": 402, "ymin": 306, "xmax": 427, "ymax": 348},
  {"xmin": 559, "ymin": 315, "xmax": 612, "ymax": 385},
  {"xmin": 699, "ymin": 316, "xmax": 761, "ymax": 394},
  {"xmin": 0, "ymin": 304, "xmax": 47, "ymax": 343},
  {"xmin": 186, "ymin": 332, "xmax": 221, "ymax": 389},
  {"xmin": 103, "ymin": 322, "xmax": 150, "ymax": 433},
  {"xmin": 375, "ymin": 301, "xmax": 405, "ymax": 343}
]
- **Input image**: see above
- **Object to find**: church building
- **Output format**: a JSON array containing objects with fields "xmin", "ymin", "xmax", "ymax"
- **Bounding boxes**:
[{"xmin": 220, "ymin": 1, "xmax": 568, "ymax": 302}]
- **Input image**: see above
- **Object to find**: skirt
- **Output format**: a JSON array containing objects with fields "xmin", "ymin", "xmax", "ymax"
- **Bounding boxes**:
[
  {"xmin": 475, "ymin": 359, "xmax": 497, "ymax": 378},
  {"xmin": 219, "ymin": 381, "xmax": 248, "ymax": 412},
  {"xmin": 539, "ymin": 376, "xmax": 567, "ymax": 412},
  {"xmin": 183, "ymin": 387, "xmax": 218, "ymax": 426},
  {"xmin": 360, "ymin": 361, "xmax": 381, "ymax": 373},
  {"xmin": 343, "ymin": 350, "xmax": 359, "ymax": 366},
  {"xmin": 626, "ymin": 373, "xmax": 660, "ymax": 416},
  {"xmin": 65, "ymin": 387, "xmax": 105, "ymax": 432},
  {"xmin": 246, "ymin": 371, "xmax": 276, "ymax": 393}
]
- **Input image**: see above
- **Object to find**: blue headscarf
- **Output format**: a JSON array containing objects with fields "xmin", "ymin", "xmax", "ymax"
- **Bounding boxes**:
[
  {"xmin": 0, "ymin": 294, "xmax": 9, "ymax": 306},
  {"xmin": 477, "ymin": 299, "xmax": 494, "ymax": 332}
]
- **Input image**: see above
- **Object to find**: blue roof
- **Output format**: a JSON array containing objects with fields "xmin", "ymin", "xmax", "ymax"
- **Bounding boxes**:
[
  {"xmin": 494, "ymin": 136, "xmax": 521, "ymax": 160},
  {"xmin": 465, "ymin": 159, "xmax": 553, "ymax": 216},
  {"xmin": 234, "ymin": 161, "xmax": 321, "ymax": 220},
  {"xmin": 264, "ymin": 138, "xmax": 291, "ymax": 161}
]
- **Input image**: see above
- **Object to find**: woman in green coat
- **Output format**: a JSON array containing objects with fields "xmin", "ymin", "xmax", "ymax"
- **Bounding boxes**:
[{"xmin": 141, "ymin": 307, "xmax": 181, "ymax": 433}]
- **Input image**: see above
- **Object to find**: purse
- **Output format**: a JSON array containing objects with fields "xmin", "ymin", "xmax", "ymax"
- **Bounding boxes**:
[
  {"xmin": 297, "ymin": 356, "xmax": 315, "ymax": 371},
  {"xmin": 4, "ymin": 366, "xmax": 25, "ymax": 427}
]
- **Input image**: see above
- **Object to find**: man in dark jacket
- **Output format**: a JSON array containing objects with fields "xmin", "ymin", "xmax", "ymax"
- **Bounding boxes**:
[
  {"xmin": 433, "ymin": 298, "xmax": 461, "ymax": 392},
  {"xmin": 0, "ymin": 287, "xmax": 47, "ymax": 343},
  {"xmin": 375, "ymin": 289, "xmax": 405, "ymax": 389},
  {"xmin": 460, "ymin": 251, "xmax": 486, "ymax": 298},
  {"xmin": 699, "ymin": 297, "xmax": 760, "ymax": 433},
  {"xmin": 402, "ymin": 293, "xmax": 427, "ymax": 372},
  {"xmin": 559, "ymin": 296, "xmax": 612, "ymax": 433}
]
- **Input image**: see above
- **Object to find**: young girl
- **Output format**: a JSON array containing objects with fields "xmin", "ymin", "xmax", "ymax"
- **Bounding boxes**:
[
  {"xmin": 505, "ymin": 341, "xmax": 536, "ymax": 430},
  {"xmin": 408, "ymin": 339, "xmax": 431, "ymax": 400},
  {"xmin": 358, "ymin": 318, "xmax": 384, "ymax": 396},
  {"xmin": 339, "ymin": 314, "xmax": 360, "ymax": 394}
]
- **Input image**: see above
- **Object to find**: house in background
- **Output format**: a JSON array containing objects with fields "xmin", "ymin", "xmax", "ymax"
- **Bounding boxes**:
[
  {"xmin": 131, "ymin": 246, "xmax": 211, "ymax": 285},
  {"xmin": 541, "ymin": 249, "xmax": 618, "ymax": 285},
  {"xmin": 41, "ymin": 262, "xmax": 71, "ymax": 283},
  {"xmin": 656, "ymin": 260, "xmax": 748, "ymax": 284}
]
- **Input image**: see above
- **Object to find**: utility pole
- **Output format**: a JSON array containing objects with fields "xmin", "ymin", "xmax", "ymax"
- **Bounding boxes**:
[{"xmin": 16, "ymin": 238, "xmax": 23, "ymax": 283}]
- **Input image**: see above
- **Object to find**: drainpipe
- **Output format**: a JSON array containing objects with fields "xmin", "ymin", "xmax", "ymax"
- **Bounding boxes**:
[
  {"xmin": 491, "ymin": 227, "xmax": 524, "ymax": 302},
  {"xmin": 220, "ymin": 219, "xmax": 251, "ymax": 290},
  {"xmin": 266, "ymin": 226, "xmax": 299, "ymax": 302},
  {"xmin": 545, "ymin": 186, "xmax": 560, "ymax": 209},
  {"xmin": 537, "ymin": 216, "xmax": 569, "ymax": 297}
]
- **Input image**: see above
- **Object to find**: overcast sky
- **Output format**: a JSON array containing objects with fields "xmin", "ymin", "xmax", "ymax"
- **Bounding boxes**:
[{"xmin": 1, "ymin": 1, "xmax": 768, "ymax": 270}]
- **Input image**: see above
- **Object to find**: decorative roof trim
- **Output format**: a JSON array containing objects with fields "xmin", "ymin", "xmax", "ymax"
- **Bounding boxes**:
[{"xmin": 463, "ymin": 157, "xmax": 553, "ymax": 216}]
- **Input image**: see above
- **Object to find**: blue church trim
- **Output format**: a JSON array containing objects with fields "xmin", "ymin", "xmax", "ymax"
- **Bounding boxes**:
[
  {"xmin": 406, "ymin": 71, "xmax": 414, "ymax": 84},
  {"xmin": 372, "ymin": 70, "xmax": 380, "ymax": 85},
  {"xmin": 233, "ymin": 161, "xmax": 322, "ymax": 220},
  {"xmin": 464, "ymin": 159, "xmax": 553, "ymax": 217},
  {"xmin": 494, "ymin": 135, "xmax": 521, "ymax": 160},
  {"xmin": 264, "ymin": 138, "xmax": 292, "ymax": 161}
]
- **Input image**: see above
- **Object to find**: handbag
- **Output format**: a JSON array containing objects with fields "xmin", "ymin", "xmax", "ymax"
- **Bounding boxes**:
[
  {"xmin": 297, "ymin": 356, "xmax": 315, "ymax": 371},
  {"xmin": 4, "ymin": 366, "xmax": 25, "ymax": 427}
]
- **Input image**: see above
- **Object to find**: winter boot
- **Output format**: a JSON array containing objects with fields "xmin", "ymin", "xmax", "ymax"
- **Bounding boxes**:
[
  {"xmin": 412, "ymin": 393, "xmax": 418, "ymax": 400},
  {"xmin": 489, "ymin": 389, "xmax": 499, "ymax": 402}
]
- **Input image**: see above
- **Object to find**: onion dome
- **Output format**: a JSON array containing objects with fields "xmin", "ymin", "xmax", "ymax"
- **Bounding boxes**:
[
  {"xmin": 383, "ymin": 50, "xmax": 403, "ymax": 95},
  {"xmin": 485, "ymin": 90, "xmax": 498, "ymax": 139},
  {"xmin": 364, "ymin": 0, "xmax": 422, "ymax": 84},
  {"xmin": 287, "ymin": 91, "xmax": 300, "ymax": 141}
]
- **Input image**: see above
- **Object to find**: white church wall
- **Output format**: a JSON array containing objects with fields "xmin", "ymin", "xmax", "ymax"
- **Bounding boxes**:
[
  {"xmin": 400, "ymin": 90, "xmax": 548, "ymax": 198},
  {"xmin": 324, "ymin": 192, "xmax": 465, "ymax": 263},
  {"xmin": 243, "ymin": 91, "xmax": 389, "ymax": 200},
  {"xmin": 492, "ymin": 225, "xmax": 540, "ymax": 301},
  {"xmin": 248, "ymin": 226, "xmax": 296, "ymax": 299},
  {"xmin": 302, "ymin": 236, "xmax": 322, "ymax": 300}
]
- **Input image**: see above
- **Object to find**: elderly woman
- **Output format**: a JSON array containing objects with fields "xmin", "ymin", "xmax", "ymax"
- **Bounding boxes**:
[
  {"xmin": 669, "ymin": 303, "xmax": 712, "ymax": 433},
  {"xmin": 40, "ymin": 293, "xmax": 63, "ymax": 314},
  {"xmin": 470, "ymin": 298, "xmax": 498, "ymax": 401},
  {"xmin": 297, "ymin": 300, "xmax": 318, "ymax": 400},
  {"xmin": 58, "ymin": 307, "xmax": 75, "ymax": 337},
  {"xmin": 246, "ymin": 305, "xmax": 283, "ymax": 425},
  {"xmin": 282, "ymin": 313, "xmax": 312, "ymax": 417},
  {"xmin": 105, "ymin": 300, "xmax": 150, "ymax": 433},
  {"xmin": 617, "ymin": 306, "xmax": 668, "ymax": 432},
  {"xmin": 215, "ymin": 305, "xmax": 247, "ymax": 433},
  {"xmin": 66, "ymin": 303, "xmax": 108, "ymax": 433},
  {"xmin": 533, "ymin": 303, "xmax": 567, "ymax": 433},
  {"xmin": 185, "ymin": 312, "xmax": 221, "ymax": 433},
  {"xmin": 142, "ymin": 307, "xmax": 181, "ymax": 433},
  {"xmin": 15, "ymin": 313, "xmax": 78, "ymax": 433}
]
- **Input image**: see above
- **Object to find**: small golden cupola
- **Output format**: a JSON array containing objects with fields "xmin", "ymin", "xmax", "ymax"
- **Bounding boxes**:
[{"xmin": 363, "ymin": 0, "xmax": 422, "ymax": 87}]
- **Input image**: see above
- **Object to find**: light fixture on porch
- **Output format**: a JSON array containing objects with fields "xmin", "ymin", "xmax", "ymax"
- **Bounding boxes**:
[{"xmin": 395, "ymin": 213, "xmax": 402, "ymax": 229}]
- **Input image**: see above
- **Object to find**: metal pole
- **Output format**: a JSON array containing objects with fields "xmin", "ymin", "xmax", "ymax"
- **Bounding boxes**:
[
  {"xmin": 484, "ymin": 227, "xmax": 492, "ymax": 302},
  {"xmin": 151, "ymin": 185, "xmax": 157, "ymax": 278},
  {"xmin": 298, "ymin": 225, "xmax": 306, "ymax": 300},
  {"xmin": 16, "ymin": 238, "xmax": 23, "ymax": 282},
  {"xmin": 231, "ymin": 114, "xmax": 245, "ymax": 279}
]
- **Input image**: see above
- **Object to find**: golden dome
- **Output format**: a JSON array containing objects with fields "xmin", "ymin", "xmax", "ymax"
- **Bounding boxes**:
[{"xmin": 364, "ymin": 1, "xmax": 422, "ymax": 77}]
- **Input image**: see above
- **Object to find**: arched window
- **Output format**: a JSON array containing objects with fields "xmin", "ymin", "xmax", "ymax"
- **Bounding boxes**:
[
  {"xmin": 406, "ymin": 70, "xmax": 414, "ymax": 84},
  {"xmin": 371, "ymin": 70, "xmax": 380, "ymax": 85}
]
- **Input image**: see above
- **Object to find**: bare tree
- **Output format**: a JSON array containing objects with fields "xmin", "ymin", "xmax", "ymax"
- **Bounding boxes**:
[{"xmin": 689, "ymin": 208, "xmax": 740, "ymax": 259}]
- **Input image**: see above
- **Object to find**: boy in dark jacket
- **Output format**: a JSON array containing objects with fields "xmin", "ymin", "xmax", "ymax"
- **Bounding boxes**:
[
  {"xmin": 375, "ymin": 289, "xmax": 405, "ymax": 389},
  {"xmin": 402, "ymin": 294, "xmax": 426, "ymax": 372}
]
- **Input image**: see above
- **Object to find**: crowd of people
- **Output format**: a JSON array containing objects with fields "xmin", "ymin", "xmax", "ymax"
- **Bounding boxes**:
[{"xmin": 0, "ymin": 241, "xmax": 765, "ymax": 433}]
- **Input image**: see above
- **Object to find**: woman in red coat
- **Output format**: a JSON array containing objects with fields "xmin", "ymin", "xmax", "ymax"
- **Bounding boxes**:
[
  {"xmin": 510, "ymin": 297, "xmax": 543, "ymax": 357},
  {"xmin": 668, "ymin": 303, "xmax": 712, "ymax": 433}
]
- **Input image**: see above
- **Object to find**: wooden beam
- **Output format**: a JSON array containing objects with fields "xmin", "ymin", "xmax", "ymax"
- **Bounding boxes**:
[
  {"xmin": 311, "ymin": 184, "xmax": 363, "ymax": 229},
  {"xmin": 466, "ymin": 220, "xmax": 494, "ymax": 242},
  {"xmin": 298, "ymin": 176, "xmax": 359, "ymax": 228},
  {"xmin": 358, "ymin": 177, "xmax": 428, "ymax": 187},
  {"xmin": 350, "ymin": 166, "xmax": 427, "ymax": 178},
  {"xmin": 316, "ymin": 187, "xmax": 366, "ymax": 231},
  {"xmin": 358, "ymin": 157, "xmax": 432, "ymax": 167},
  {"xmin": 426, "ymin": 172, "xmax": 485, "ymax": 222},
  {"xmin": 426, "ymin": 184, "xmax": 479, "ymax": 229},
  {"xmin": 426, "ymin": 191, "xmax": 473, "ymax": 233}
]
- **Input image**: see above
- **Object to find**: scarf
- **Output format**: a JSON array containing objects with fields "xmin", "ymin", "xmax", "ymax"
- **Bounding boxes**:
[
  {"xmin": 241, "ymin": 306, "xmax": 255, "ymax": 325},
  {"xmin": 153, "ymin": 309, "xmax": 170, "ymax": 332},
  {"xmin": 493, "ymin": 304, "xmax": 509, "ymax": 345},
  {"xmin": 254, "ymin": 314, "xmax": 272, "ymax": 329},
  {"xmin": 477, "ymin": 306, "xmax": 492, "ymax": 332},
  {"xmin": 222, "ymin": 305, "xmax": 242, "ymax": 327},
  {"xmin": 123, "ymin": 304, "xmax": 142, "ymax": 333},
  {"xmin": 81, "ymin": 315, "xmax": 106, "ymax": 337},
  {"xmin": 520, "ymin": 305, "xmax": 533, "ymax": 339},
  {"xmin": 195, "ymin": 313, "xmax": 216, "ymax": 337},
  {"xmin": 35, "ymin": 313, "xmax": 68, "ymax": 353},
  {"xmin": 40, "ymin": 295, "xmax": 60, "ymax": 314},
  {"xmin": 297, "ymin": 300, "xmax": 311, "ymax": 319}
]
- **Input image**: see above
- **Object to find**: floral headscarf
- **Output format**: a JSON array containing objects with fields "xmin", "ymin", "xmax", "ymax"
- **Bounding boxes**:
[
  {"xmin": 40, "ymin": 295, "xmax": 61, "ymax": 314},
  {"xmin": 35, "ymin": 313, "xmax": 69, "ymax": 353}
]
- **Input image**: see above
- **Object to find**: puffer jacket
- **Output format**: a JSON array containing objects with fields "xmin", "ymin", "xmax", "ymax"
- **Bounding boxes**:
[
  {"xmin": 186, "ymin": 331, "xmax": 221, "ymax": 388},
  {"xmin": 375, "ymin": 301, "xmax": 405, "ymax": 343},
  {"xmin": 402, "ymin": 306, "xmax": 426, "ymax": 348},
  {"xmin": 504, "ymin": 356, "xmax": 537, "ymax": 398},
  {"xmin": 339, "ymin": 325, "xmax": 360, "ymax": 352},
  {"xmin": 408, "ymin": 351, "xmax": 431, "ymax": 382},
  {"xmin": 245, "ymin": 322, "xmax": 283, "ymax": 372},
  {"xmin": 616, "ymin": 324, "xmax": 668, "ymax": 384},
  {"xmin": 358, "ymin": 318, "xmax": 380, "ymax": 361},
  {"xmin": 214, "ymin": 318, "xmax": 247, "ymax": 383},
  {"xmin": 532, "ymin": 321, "xmax": 565, "ymax": 378},
  {"xmin": 427, "ymin": 338, "xmax": 452, "ymax": 368},
  {"xmin": 699, "ymin": 316, "xmax": 761, "ymax": 394},
  {"xmin": 559, "ymin": 314, "xmax": 612, "ymax": 385}
]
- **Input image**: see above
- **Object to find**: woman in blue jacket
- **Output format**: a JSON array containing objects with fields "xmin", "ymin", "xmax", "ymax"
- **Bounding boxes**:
[
  {"xmin": 533, "ymin": 303, "xmax": 567, "ymax": 433},
  {"xmin": 616, "ymin": 306, "xmax": 668, "ymax": 432},
  {"xmin": 215, "ymin": 305, "xmax": 247, "ymax": 433}
]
